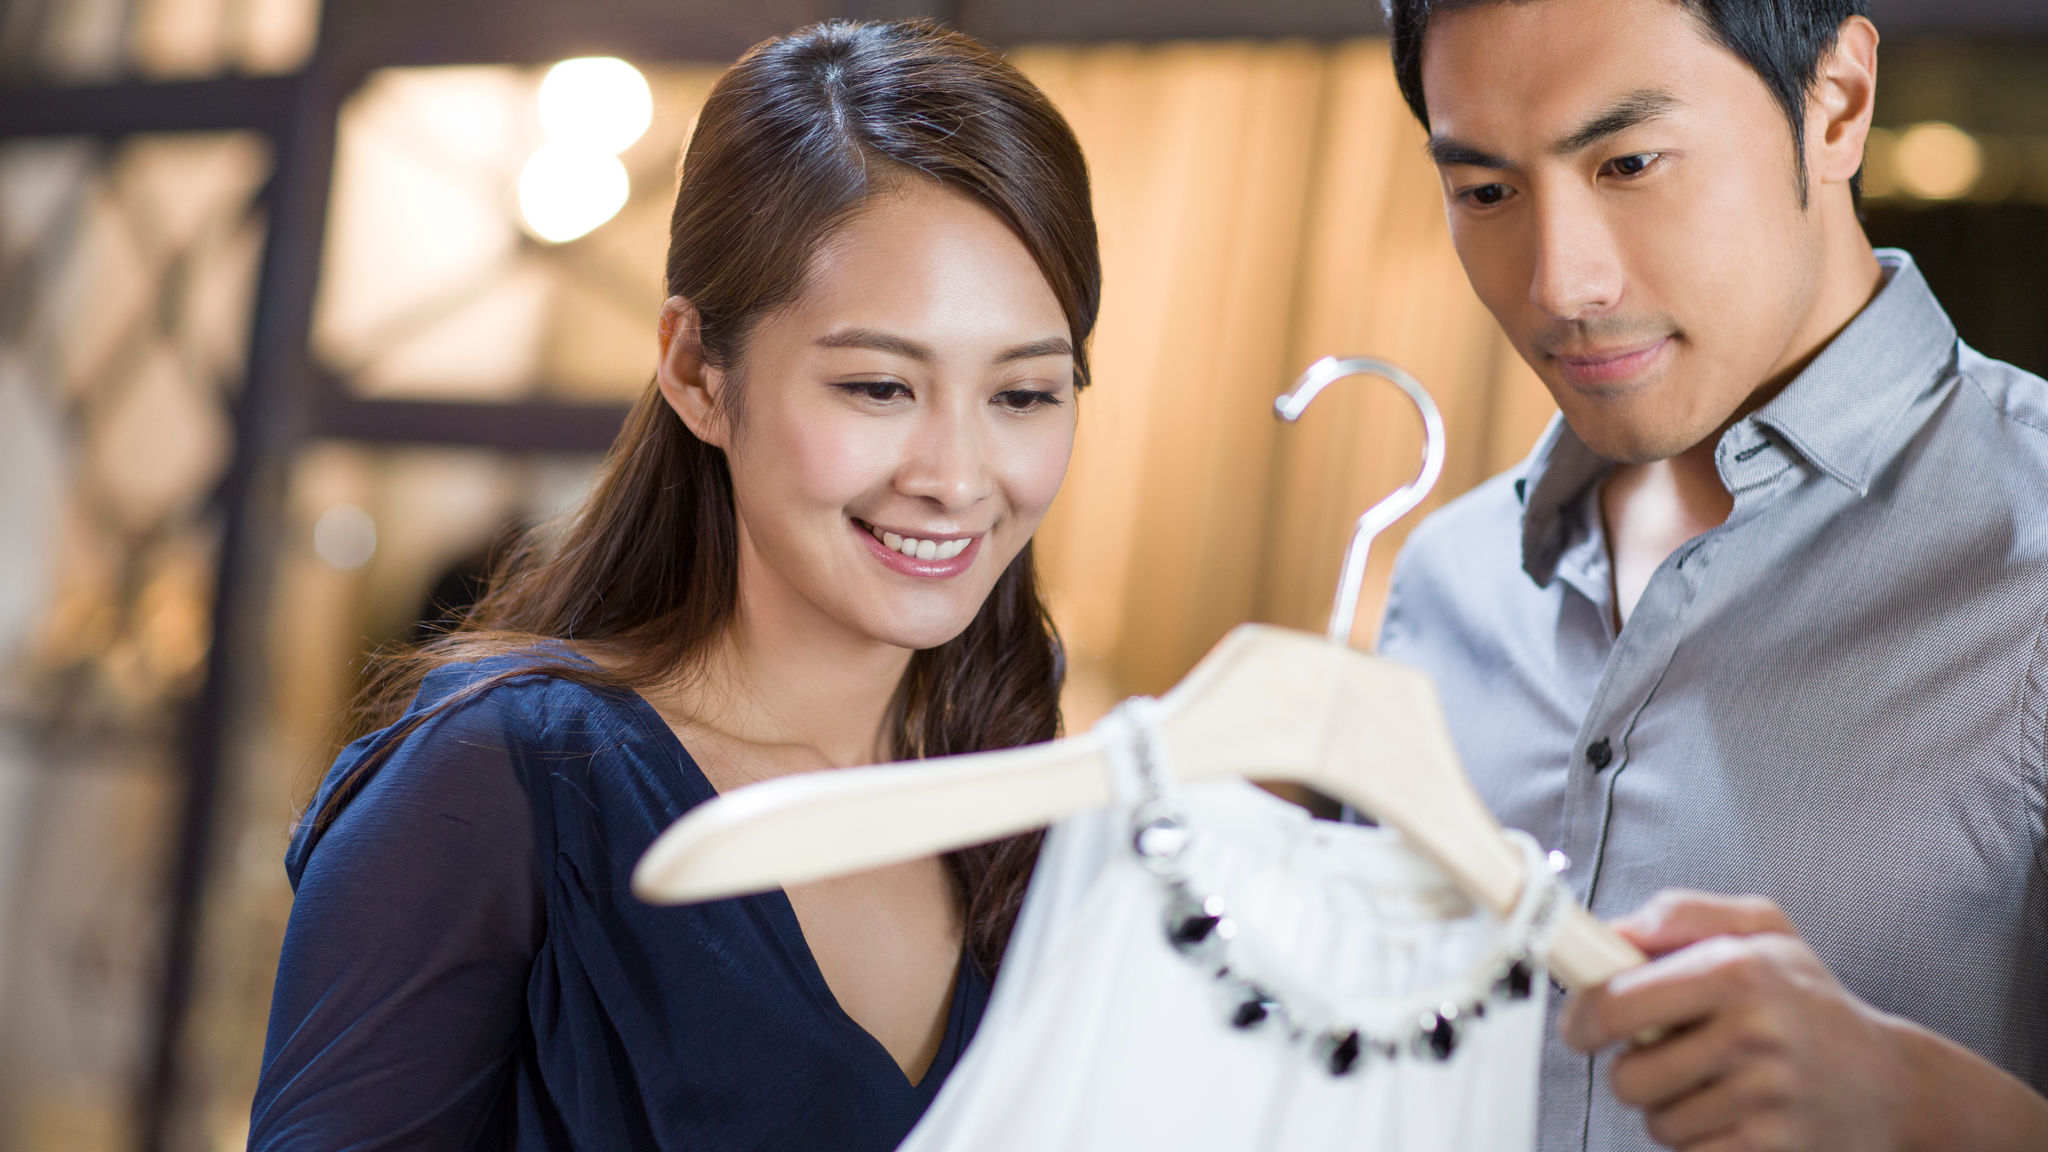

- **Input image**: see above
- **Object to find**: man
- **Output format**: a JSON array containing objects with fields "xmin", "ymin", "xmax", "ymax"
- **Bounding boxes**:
[{"xmin": 1374, "ymin": 0, "xmax": 2048, "ymax": 1148}]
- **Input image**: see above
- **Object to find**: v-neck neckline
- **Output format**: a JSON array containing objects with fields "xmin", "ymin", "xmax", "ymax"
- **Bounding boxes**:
[{"xmin": 608, "ymin": 678, "xmax": 981, "ymax": 1095}]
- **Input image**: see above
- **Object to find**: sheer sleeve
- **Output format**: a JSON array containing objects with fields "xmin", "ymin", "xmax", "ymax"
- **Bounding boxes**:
[{"xmin": 250, "ymin": 691, "xmax": 545, "ymax": 1150}]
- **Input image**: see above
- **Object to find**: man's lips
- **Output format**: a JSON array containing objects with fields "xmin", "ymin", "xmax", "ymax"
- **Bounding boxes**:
[{"xmin": 1546, "ymin": 336, "xmax": 1673, "ymax": 387}]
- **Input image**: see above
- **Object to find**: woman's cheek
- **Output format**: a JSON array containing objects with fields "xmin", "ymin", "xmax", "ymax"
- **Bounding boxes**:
[
  {"xmin": 781, "ymin": 409, "xmax": 899, "ymax": 506},
  {"xmin": 1000, "ymin": 417, "xmax": 1076, "ymax": 527}
]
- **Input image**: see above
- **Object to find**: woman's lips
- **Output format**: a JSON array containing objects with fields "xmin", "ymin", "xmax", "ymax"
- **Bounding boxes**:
[
  {"xmin": 852, "ymin": 519, "xmax": 982, "ymax": 579},
  {"xmin": 1550, "ymin": 336, "xmax": 1673, "ymax": 389}
]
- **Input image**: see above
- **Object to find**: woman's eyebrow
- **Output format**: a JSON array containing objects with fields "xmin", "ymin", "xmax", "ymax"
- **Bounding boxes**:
[
  {"xmin": 995, "ymin": 336, "xmax": 1074, "ymax": 364},
  {"xmin": 816, "ymin": 329, "xmax": 1072, "ymax": 364},
  {"xmin": 817, "ymin": 327, "xmax": 933, "ymax": 360}
]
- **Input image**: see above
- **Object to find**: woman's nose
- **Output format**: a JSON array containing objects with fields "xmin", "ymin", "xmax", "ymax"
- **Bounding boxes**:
[{"xmin": 896, "ymin": 402, "xmax": 994, "ymax": 511}]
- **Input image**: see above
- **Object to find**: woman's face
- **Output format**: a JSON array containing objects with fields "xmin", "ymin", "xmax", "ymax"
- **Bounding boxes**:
[{"xmin": 667, "ymin": 181, "xmax": 1078, "ymax": 654}]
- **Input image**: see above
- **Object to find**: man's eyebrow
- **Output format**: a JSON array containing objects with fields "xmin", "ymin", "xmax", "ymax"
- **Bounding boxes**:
[
  {"xmin": 817, "ymin": 328, "xmax": 934, "ymax": 361},
  {"xmin": 1427, "ymin": 137, "xmax": 1511, "ymax": 170},
  {"xmin": 994, "ymin": 336, "xmax": 1073, "ymax": 364},
  {"xmin": 1551, "ymin": 89, "xmax": 1679, "ymax": 156}
]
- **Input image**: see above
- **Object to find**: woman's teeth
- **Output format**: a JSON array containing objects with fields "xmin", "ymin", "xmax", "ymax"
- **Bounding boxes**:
[{"xmin": 870, "ymin": 525, "xmax": 971, "ymax": 561}]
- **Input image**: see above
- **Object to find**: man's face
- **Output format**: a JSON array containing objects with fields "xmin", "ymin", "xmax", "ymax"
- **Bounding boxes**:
[{"xmin": 1423, "ymin": 0, "xmax": 1825, "ymax": 463}]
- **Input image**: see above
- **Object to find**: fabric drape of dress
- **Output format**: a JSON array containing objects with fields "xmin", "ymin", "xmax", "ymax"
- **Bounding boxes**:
[{"xmin": 900, "ymin": 774, "xmax": 1545, "ymax": 1152}]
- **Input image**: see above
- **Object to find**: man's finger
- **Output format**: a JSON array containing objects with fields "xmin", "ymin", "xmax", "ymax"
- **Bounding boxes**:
[
  {"xmin": 1615, "ymin": 891, "xmax": 1796, "ymax": 957},
  {"xmin": 1640, "ymin": 1070, "xmax": 1747, "ymax": 1150},
  {"xmin": 1563, "ymin": 935, "xmax": 1779, "ymax": 1051},
  {"xmin": 1609, "ymin": 1015, "xmax": 1742, "ymax": 1110}
]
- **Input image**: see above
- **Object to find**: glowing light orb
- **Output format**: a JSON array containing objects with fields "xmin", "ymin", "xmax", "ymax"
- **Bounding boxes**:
[
  {"xmin": 313, "ymin": 505, "xmax": 378, "ymax": 570},
  {"xmin": 1894, "ymin": 122, "xmax": 1981, "ymax": 201},
  {"xmin": 538, "ymin": 57, "xmax": 652, "ymax": 155},
  {"xmin": 518, "ymin": 142, "xmax": 630, "ymax": 243}
]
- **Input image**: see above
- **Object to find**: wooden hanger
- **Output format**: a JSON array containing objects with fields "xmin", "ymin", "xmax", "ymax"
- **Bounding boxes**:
[{"xmin": 634, "ymin": 358, "xmax": 1647, "ymax": 990}]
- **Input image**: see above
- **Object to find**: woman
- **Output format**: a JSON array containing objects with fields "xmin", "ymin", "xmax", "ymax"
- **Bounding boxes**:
[{"xmin": 250, "ymin": 19, "xmax": 1098, "ymax": 1150}]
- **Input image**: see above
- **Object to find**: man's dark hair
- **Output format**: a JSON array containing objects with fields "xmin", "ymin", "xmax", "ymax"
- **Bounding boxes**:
[{"xmin": 1384, "ymin": 0, "xmax": 1871, "ymax": 202}]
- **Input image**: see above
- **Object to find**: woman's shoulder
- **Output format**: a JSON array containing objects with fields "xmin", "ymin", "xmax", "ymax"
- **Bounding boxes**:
[
  {"xmin": 404, "ymin": 647, "xmax": 648, "ymax": 744},
  {"xmin": 338, "ymin": 648, "xmax": 682, "ymax": 792},
  {"xmin": 291, "ymin": 650, "xmax": 677, "ymax": 873}
]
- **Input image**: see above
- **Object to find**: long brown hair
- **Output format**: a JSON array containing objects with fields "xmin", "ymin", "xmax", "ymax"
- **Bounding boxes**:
[{"xmin": 313, "ymin": 18, "xmax": 1100, "ymax": 976}]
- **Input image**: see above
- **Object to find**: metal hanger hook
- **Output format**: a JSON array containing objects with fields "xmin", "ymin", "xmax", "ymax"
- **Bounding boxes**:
[{"xmin": 1273, "ymin": 355, "xmax": 1447, "ymax": 648}]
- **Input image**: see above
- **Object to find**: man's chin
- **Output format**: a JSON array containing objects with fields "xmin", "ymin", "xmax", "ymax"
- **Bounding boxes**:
[{"xmin": 1557, "ymin": 406, "xmax": 1712, "ymax": 465}]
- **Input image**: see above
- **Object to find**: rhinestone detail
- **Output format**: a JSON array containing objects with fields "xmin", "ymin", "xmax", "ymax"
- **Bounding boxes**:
[{"xmin": 1110, "ymin": 695, "xmax": 1561, "ymax": 1081}]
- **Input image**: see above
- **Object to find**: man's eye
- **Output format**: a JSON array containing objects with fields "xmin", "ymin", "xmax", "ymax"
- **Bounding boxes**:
[
  {"xmin": 1606, "ymin": 152, "xmax": 1660, "ymax": 179},
  {"xmin": 1463, "ymin": 183, "xmax": 1512, "ymax": 208},
  {"xmin": 994, "ymin": 388, "xmax": 1062, "ymax": 412},
  {"xmin": 838, "ymin": 381, "xmax": 910, "ymax": 402}
]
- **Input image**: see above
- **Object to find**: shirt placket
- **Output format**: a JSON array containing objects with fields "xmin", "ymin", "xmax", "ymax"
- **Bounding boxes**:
[
  {"xmin": 1543, "ymin": 423, "xmax": 1796, "ymax": 1150},
  {"xmin": 1556, "ymin": 422, "xmax": 1791, "ymax": 907},
  {"xmin": 1556, "ymin": 538, "xmax": 1700, "ymax": 909}
]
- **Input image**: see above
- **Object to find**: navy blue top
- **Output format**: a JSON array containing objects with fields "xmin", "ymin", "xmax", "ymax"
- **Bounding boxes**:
[{"xmin": 250, "ymin": 656, "xmax": 988, "ymax": 1151}]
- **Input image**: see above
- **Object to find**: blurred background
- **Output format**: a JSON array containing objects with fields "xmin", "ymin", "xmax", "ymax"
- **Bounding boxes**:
[{"xmin": 0, "ymin": 0, "xmax": 2041, "ymax": 1148}]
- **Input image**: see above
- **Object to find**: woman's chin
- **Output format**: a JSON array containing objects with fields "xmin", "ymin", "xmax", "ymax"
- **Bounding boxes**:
[
  {"xmin": 853, "ymin": 600, "xmax": 984, "ymax": 654},
  {"xmin": 890, "ymin": 621, "xmax": 979, "ymax": 654}
]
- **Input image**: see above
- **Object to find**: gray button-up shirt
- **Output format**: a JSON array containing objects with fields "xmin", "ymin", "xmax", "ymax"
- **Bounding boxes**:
[{"xmin": 1379, "ymin": 250, "xmax": 2048, "ymax": 1152}]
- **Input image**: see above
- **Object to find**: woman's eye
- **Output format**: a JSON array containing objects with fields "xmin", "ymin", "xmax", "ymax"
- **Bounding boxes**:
[
  {"xmin": 994, "ymin": 388, "xmax": 1062, "ymax": 412},
  {"xmin": 838, "ymin": 381, "xmax": 910, "ymax": 403},
  {"xmin": 1461, "ymin": 183, "xmax": 1512, "ymax": 209},
  {"xmin": 1605, "ymin": 152, "xmax": 1660, "ymax": 179}
]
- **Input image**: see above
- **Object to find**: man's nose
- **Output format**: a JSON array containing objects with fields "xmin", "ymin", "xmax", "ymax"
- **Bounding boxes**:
[{"xmin": 1528, "ymin": 194, "xmax": 1624, "ymax": 321}]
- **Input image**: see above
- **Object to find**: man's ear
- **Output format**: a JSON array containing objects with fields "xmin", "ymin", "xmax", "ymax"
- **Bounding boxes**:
[
  {"xmin": 1807, "ymin": 15, "xmax": 1879, "ymax": 192},
  {"xmin": 655, "ymin": 295, "xmax": 730, "ymax": 449}
]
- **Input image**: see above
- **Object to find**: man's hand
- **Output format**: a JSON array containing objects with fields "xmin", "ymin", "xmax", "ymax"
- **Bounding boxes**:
[
  {"xmin": 1562, "ymin": 891, "xmax": 2048, "ymax": 1151},
  {"xmin": 1561, "ymin": 891, "xmax": 1914, "ymax": 1151}
]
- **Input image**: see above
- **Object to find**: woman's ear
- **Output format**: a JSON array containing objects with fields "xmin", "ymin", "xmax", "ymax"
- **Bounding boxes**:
[{"xmin": 655, "ymin": 296, "xmax": 730, "ymax": 448}]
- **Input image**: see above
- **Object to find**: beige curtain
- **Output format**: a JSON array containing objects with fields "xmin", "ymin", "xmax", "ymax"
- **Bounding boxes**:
[{"xmin": 1016, "ymin": 40, "xmax": 1558, "ymax": 727}]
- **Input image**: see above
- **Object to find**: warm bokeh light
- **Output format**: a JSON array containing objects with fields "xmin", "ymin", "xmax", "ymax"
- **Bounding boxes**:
[
  {"xmin": 517, "ymin": 141, "xmax": 630, "ymax": 243},
  {"xmin": 1894, "ymin": 122, "xmax": 1982, "ymax": 201},
  {"xmin": 538, "ymin": 56, "xmax": 653, "ymax": 155},
  {"xmin": 312, "ymin": 504, "xmax": 378, "ymax": 570}
]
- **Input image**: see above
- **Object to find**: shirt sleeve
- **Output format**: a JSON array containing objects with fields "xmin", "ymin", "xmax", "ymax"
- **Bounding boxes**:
[{"xmin": 249, "ymin": 693, "xmax": 545, "ymax": 1150}]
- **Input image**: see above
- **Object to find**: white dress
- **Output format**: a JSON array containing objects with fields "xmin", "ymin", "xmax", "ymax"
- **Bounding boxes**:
[{"xmin": 900, "ymin": 701, "xmax": 1552, "ymax": 1152}]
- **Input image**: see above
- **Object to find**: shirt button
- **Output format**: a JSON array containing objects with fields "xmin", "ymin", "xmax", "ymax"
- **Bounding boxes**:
[{"xmin": 1586, "ymin": 738, "xmax": 1613, "ymax": 771}]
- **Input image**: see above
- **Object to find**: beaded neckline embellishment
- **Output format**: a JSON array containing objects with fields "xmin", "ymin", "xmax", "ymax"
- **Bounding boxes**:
[{"xmin": 1108, "ymin": 697, "xmax": 1567, "ymax": 1078}]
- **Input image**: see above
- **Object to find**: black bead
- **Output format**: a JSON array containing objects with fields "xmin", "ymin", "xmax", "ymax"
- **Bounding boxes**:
[
  {"xmin": 1497, "ymin": 958, "xmax": 1535, "ymax": 1001},
  {"xmin": 1165, "ymin": 892, "xmax": 1230, "ymax": 955},
  {"xmin": 1231, "ymin": 990, "xmax": 1275, "ymax": 1030},
  {"xmin": 1323, "ymin": 1030, "xmax": 1363, "ymax": 1075},
  {"xmin": 1169, "ymin": 911, "xmax": 1222, "ymax": 950},
  {"xmin": 1417, "ymin": 1009, "xmax": 1459, "ymax": 1061}
]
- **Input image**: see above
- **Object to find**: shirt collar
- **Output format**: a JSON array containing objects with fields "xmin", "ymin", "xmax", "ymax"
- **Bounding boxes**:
[
  {"xmin": 1517, "ymin": 249, "xmax": 1959, "ymax": 587},
  {"xmin": 1747, "ymin": 250, "xmax": 1957, "ymax": 493},
  {"xmin": 1517, "ymin": 417, "xmax": 1611, "ymax": 587}
]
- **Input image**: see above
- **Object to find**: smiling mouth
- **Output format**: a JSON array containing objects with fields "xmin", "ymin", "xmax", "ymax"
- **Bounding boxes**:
[
  {"xmin": 854, "ymin": 519, "xmax": 975, "ymax": 561},
  {"xmin": 1555, "ymin": 339, "xmax": 1661, "ymax": 363},
  {"xmin": 1546, "ymin": 336, "xmax": 1674, "ymax": 388}
]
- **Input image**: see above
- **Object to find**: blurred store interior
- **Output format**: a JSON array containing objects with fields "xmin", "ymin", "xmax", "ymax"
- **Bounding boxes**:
[{"xmin": 0, "ymin": 0, "xmax": 2043, "ymax": 1148}]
